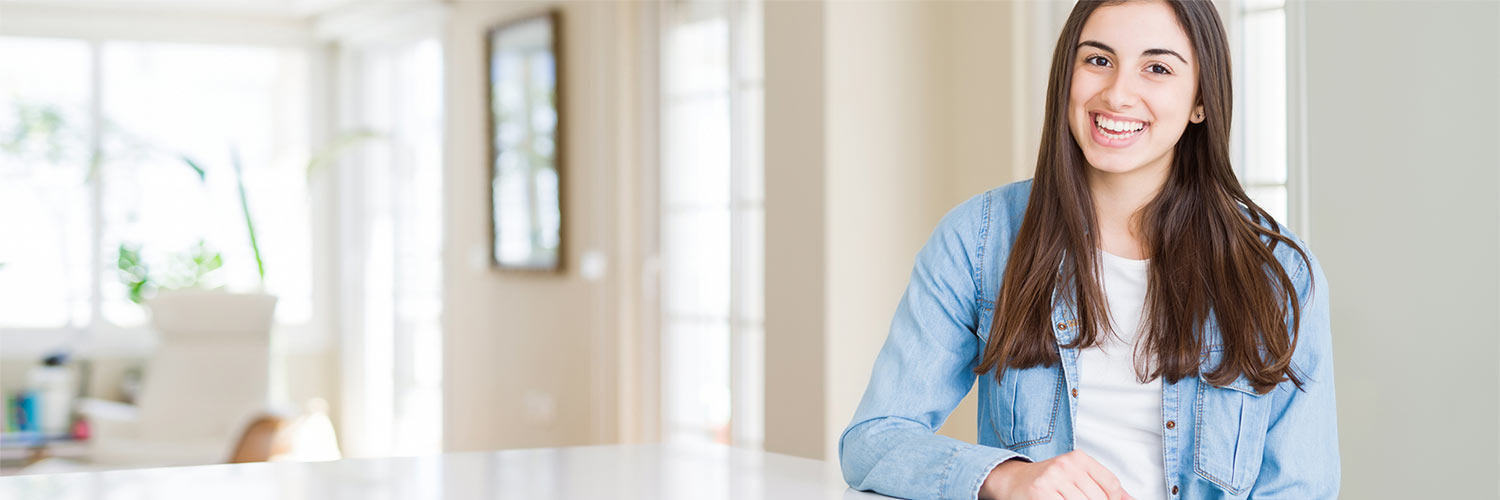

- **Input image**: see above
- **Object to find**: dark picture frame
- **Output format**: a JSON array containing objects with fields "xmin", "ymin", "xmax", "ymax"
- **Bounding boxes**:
[{"xmin": 486, "ymin": 10, "xmax": 565, "ymax": 272}]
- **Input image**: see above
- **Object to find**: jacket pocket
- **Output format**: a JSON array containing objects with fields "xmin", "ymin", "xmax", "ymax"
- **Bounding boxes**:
[
  {"xmin": 989, "ymin": 363, "xmax": 1063, "ymax": 450},
  {"xmin": 1193, "ymin": 352, "xmax": 1274, "ymax": 496}
]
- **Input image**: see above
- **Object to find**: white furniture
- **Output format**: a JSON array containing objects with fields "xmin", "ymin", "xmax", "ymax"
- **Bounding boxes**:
[
  {"xmin": 83, "ymin": 291, "xmax": 279, "ymax": 468},
  {"xmin": 0, "ymin": 443, "xmax": 890, "ymax": 499}
]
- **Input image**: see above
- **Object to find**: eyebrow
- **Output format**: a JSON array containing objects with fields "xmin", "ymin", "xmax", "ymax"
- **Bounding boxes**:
[{"xmin": 1077, "ymin": 40, "xmax": 1188, "ymax": 64}]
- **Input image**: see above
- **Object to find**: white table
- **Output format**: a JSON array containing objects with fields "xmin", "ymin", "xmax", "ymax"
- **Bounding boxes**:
[{"xmin": 0, "ymin": 443, "xmax": 892, "ymax": 499}]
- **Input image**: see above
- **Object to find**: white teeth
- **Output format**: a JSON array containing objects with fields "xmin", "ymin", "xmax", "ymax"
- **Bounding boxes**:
[{"xmin": 1094, "ymin": 114, "xmax": 1144, "ymax": 133}]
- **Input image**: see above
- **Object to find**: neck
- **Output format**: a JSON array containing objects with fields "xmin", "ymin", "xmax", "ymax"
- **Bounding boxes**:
[{"xmin": 1087, "ymin": 156, "xmax": 1170, "ymax": 256}]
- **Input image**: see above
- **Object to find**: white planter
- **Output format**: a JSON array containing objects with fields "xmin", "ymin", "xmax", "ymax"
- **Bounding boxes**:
[{"xmin": 146, "ymin": 290, "xmax": 278, "ymax": 341}]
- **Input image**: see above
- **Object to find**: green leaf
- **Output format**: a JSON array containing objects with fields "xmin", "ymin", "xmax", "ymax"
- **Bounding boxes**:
[
  {"xmin": 230, "ymin": 146, "xmax": 265, "ymax": 284},
  {"xmin": 180, "ymin": 155, "xmax": 207, "ymax": 183},
  {"xmin": 116, "ymin": 243, "xmax": 134, "ymax": 269},
  {"xmin": 116, "ymin": 242, "xmax": 154, "ymax": 304},
  {"xmin": 129, "ymin": 280, "xmax": 147, "ymax": 304},
  {"xmin": 117, "ymin": 243, "xmax": 145, "ymax": 277},
  {"xmin": 304, "ymin": 129, "xmax": 382, "ymax": 180}
]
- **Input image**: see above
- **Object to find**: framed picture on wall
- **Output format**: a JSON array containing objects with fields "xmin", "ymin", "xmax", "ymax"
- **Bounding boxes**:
[{"xmin": 486, "ymin": 10, "xmax": 564, "ymax": 272}]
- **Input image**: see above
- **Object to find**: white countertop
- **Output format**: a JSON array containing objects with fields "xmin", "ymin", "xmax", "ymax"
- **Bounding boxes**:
[{"xmin": 0, "ymin": 443, "xmax": 892, "ymax": 500}]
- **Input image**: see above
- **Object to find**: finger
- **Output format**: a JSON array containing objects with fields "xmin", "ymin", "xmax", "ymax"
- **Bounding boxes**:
[
  {"xmin": 1071, "ymin": 453, "xmax": 1126, "ymax": 500},
  {"xmin": 1072, "ymin": 477, "xmax": 1111, "ymax": 500},
  {"xmin": 1058, "ymin": 482, "xmax": 1102, "ymax": 500}
]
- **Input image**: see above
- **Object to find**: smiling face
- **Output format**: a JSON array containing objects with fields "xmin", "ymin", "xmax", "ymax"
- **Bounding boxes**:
[{"xmin": 1069, "ymin": 0, "xmax": 1204, "ymax": 178}]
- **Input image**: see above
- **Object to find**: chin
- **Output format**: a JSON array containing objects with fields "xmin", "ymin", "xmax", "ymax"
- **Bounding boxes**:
[{"xmin": 1081, "ymin": 154, "xmax": 1142, "ymax": 175}]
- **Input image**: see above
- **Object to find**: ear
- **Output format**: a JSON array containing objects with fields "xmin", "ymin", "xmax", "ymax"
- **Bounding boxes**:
[{"xmin": 1190, "ymin": 104, "xmax": 1206, "ymax": 124}]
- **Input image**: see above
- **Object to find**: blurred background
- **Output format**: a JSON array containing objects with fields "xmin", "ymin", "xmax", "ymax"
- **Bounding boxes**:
[{"xmin": 0, "ymin": 0, "xmax": 1494, "ymax": 498}]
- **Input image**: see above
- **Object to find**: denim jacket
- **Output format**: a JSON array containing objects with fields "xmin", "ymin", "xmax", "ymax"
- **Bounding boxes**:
[{"xmin": 839, "ymin": 179, "xmax": 1339, "ymax": 500}]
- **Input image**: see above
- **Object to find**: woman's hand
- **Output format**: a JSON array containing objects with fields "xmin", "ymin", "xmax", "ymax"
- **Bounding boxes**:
[{"xmin": 979, "ymin": 450, "xmax": 1137, "ymax": 500}]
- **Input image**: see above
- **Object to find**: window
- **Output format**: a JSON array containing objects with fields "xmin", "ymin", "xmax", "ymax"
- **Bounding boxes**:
[
  {"xmin": 1230, "ymin": 0, "xmax": 1292, "ymax": 226},
  {"xmin": 335, "ymin": 38, "xmax": 445, "ymax": 458},
  {"xmin": 0, "ymin": 37, "xmax": 92, "ymax": 330},
  {"xmin": 660, "ymin": 0, "xmax": 764, "ymax": 448},
  {"xmin": 0, "ymin": 37, "xmax": 311, "ymax": 341}
]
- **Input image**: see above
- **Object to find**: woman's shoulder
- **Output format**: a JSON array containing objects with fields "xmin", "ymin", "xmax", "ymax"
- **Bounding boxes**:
[
  {"xmin": 1244, "ymin": 207, "xmax": 1322, "ymax": 297},
  {"xmin": 938, "ymin": 178, "xmax": 1034, "ymax": 238},
  {"xmin": 991, "ymin": 178, "xmax": 1035, "ymax": 223},
  {"xmin": 920, "ymin": 179, "xmax": 1034, "ymax": 303}
]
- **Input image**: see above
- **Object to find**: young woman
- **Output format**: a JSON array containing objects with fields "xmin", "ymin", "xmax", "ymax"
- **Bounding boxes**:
[{"xmin": 838, "ymin": 1, "xmax": 1338, "ymax": 499}]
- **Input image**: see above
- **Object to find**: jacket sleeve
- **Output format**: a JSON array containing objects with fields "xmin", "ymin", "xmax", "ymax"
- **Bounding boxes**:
[
  {"xmin": 1250, "ymin": 249, "xmax": 1341, "ymax": 498},
  {"xmin": 839, "ymin": 196, "xmax": 1030, "ymax": 500}
]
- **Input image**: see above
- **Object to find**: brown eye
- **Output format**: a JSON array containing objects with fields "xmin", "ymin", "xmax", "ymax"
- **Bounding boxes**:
[
  {"xmin": 1147, "ymin": 63, "xmax": 1172, "ymax": 75},
  {"xmin": 1085, "ymin": 55, "xmax": 1111, "ymax": 67}
]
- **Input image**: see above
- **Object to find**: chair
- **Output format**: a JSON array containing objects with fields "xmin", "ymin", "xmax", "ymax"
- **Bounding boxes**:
[{"xmin": 81, "ymin": 291, "xmax": 278, "ymax": 468}]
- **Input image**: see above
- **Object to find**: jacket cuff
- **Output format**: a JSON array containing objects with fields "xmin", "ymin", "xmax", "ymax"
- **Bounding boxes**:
[{"xmin": 943, "ymin": 444, "xmax": 1033, "ymax": 500}]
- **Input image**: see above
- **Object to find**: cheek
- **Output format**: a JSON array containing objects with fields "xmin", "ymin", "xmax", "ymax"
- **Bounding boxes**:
[
  {"xmin": 1069, "ymin": 72, "xmax": 1111, "ymax": 109},
  {"xmin": 1068, "ymin": 80, "xmax": 1098, "ymax": 123},
  {"xmin": 1158, "ymin": 83, "xmax": 1199, "ymax": 120},
  {"xmin": 1068, "ymin": 75, "xmax": 1095, "ymax": 107}
]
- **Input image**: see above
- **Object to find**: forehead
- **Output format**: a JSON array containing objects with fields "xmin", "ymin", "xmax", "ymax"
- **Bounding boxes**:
[{"xmin": 1079, "ymin": 0, "xmax": 1194, "ymax": 62}]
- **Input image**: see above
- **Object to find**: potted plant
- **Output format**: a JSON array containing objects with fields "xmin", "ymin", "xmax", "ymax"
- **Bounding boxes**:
[{"xmin": 117, "ymin": 148, "xmax": 278, "ymax": 335}]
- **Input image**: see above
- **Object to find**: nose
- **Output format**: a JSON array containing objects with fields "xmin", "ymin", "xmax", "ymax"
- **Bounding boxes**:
[{"xmin": 1100, "ymin": 69, "xmax": 1140, "ymax": 110}]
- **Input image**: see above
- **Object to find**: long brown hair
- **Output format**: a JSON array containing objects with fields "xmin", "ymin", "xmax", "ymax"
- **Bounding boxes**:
[{"xmin": 974, "ymin": 0, "xmax": 1312, "ymax": 394}]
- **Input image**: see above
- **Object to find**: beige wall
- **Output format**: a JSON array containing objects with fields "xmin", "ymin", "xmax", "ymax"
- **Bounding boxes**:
[
  {"xmin": 1302, "ymin": 1, "xmax": 1500, "ymax": 497},
  {"xmin": 944, "ymin": 0, "xmax": 1025, "ymax": 198},
  {"xmin": 825, "ymin": 0, "xmax": 952, "ymax": 460},
  {"xmin": 441, "ymin": 0, "xmax": 641, "ymax": 452},
  {"xmin": 763, "ymin": 0, "xmax": 827, "ymax": 460},
  {"xmin": 765, "ymin": 0, "xmax": 1022, "ymax": 460}
]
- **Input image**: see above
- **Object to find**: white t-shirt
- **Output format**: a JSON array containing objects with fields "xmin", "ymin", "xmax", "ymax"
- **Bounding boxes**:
[{"xmin": 1075, "ymin": 248, "xmax": 1167, "ymax": 500}]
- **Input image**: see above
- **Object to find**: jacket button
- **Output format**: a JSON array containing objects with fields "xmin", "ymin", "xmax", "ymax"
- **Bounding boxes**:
[
  {"xmin": 1056, "ymin": 322, "xmax": 1067, "ymax": 330},
  {"xmin": 1166, "ymin": 420, "xmax": 1176, "ymax": 430},
  {"xmin": 1071, "ymin": 388, "xmax": 1078, "ymax": 398},
  {"xmin": 1172, "ymin": 485, "xmax": 1179, "ymax": 495}
]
